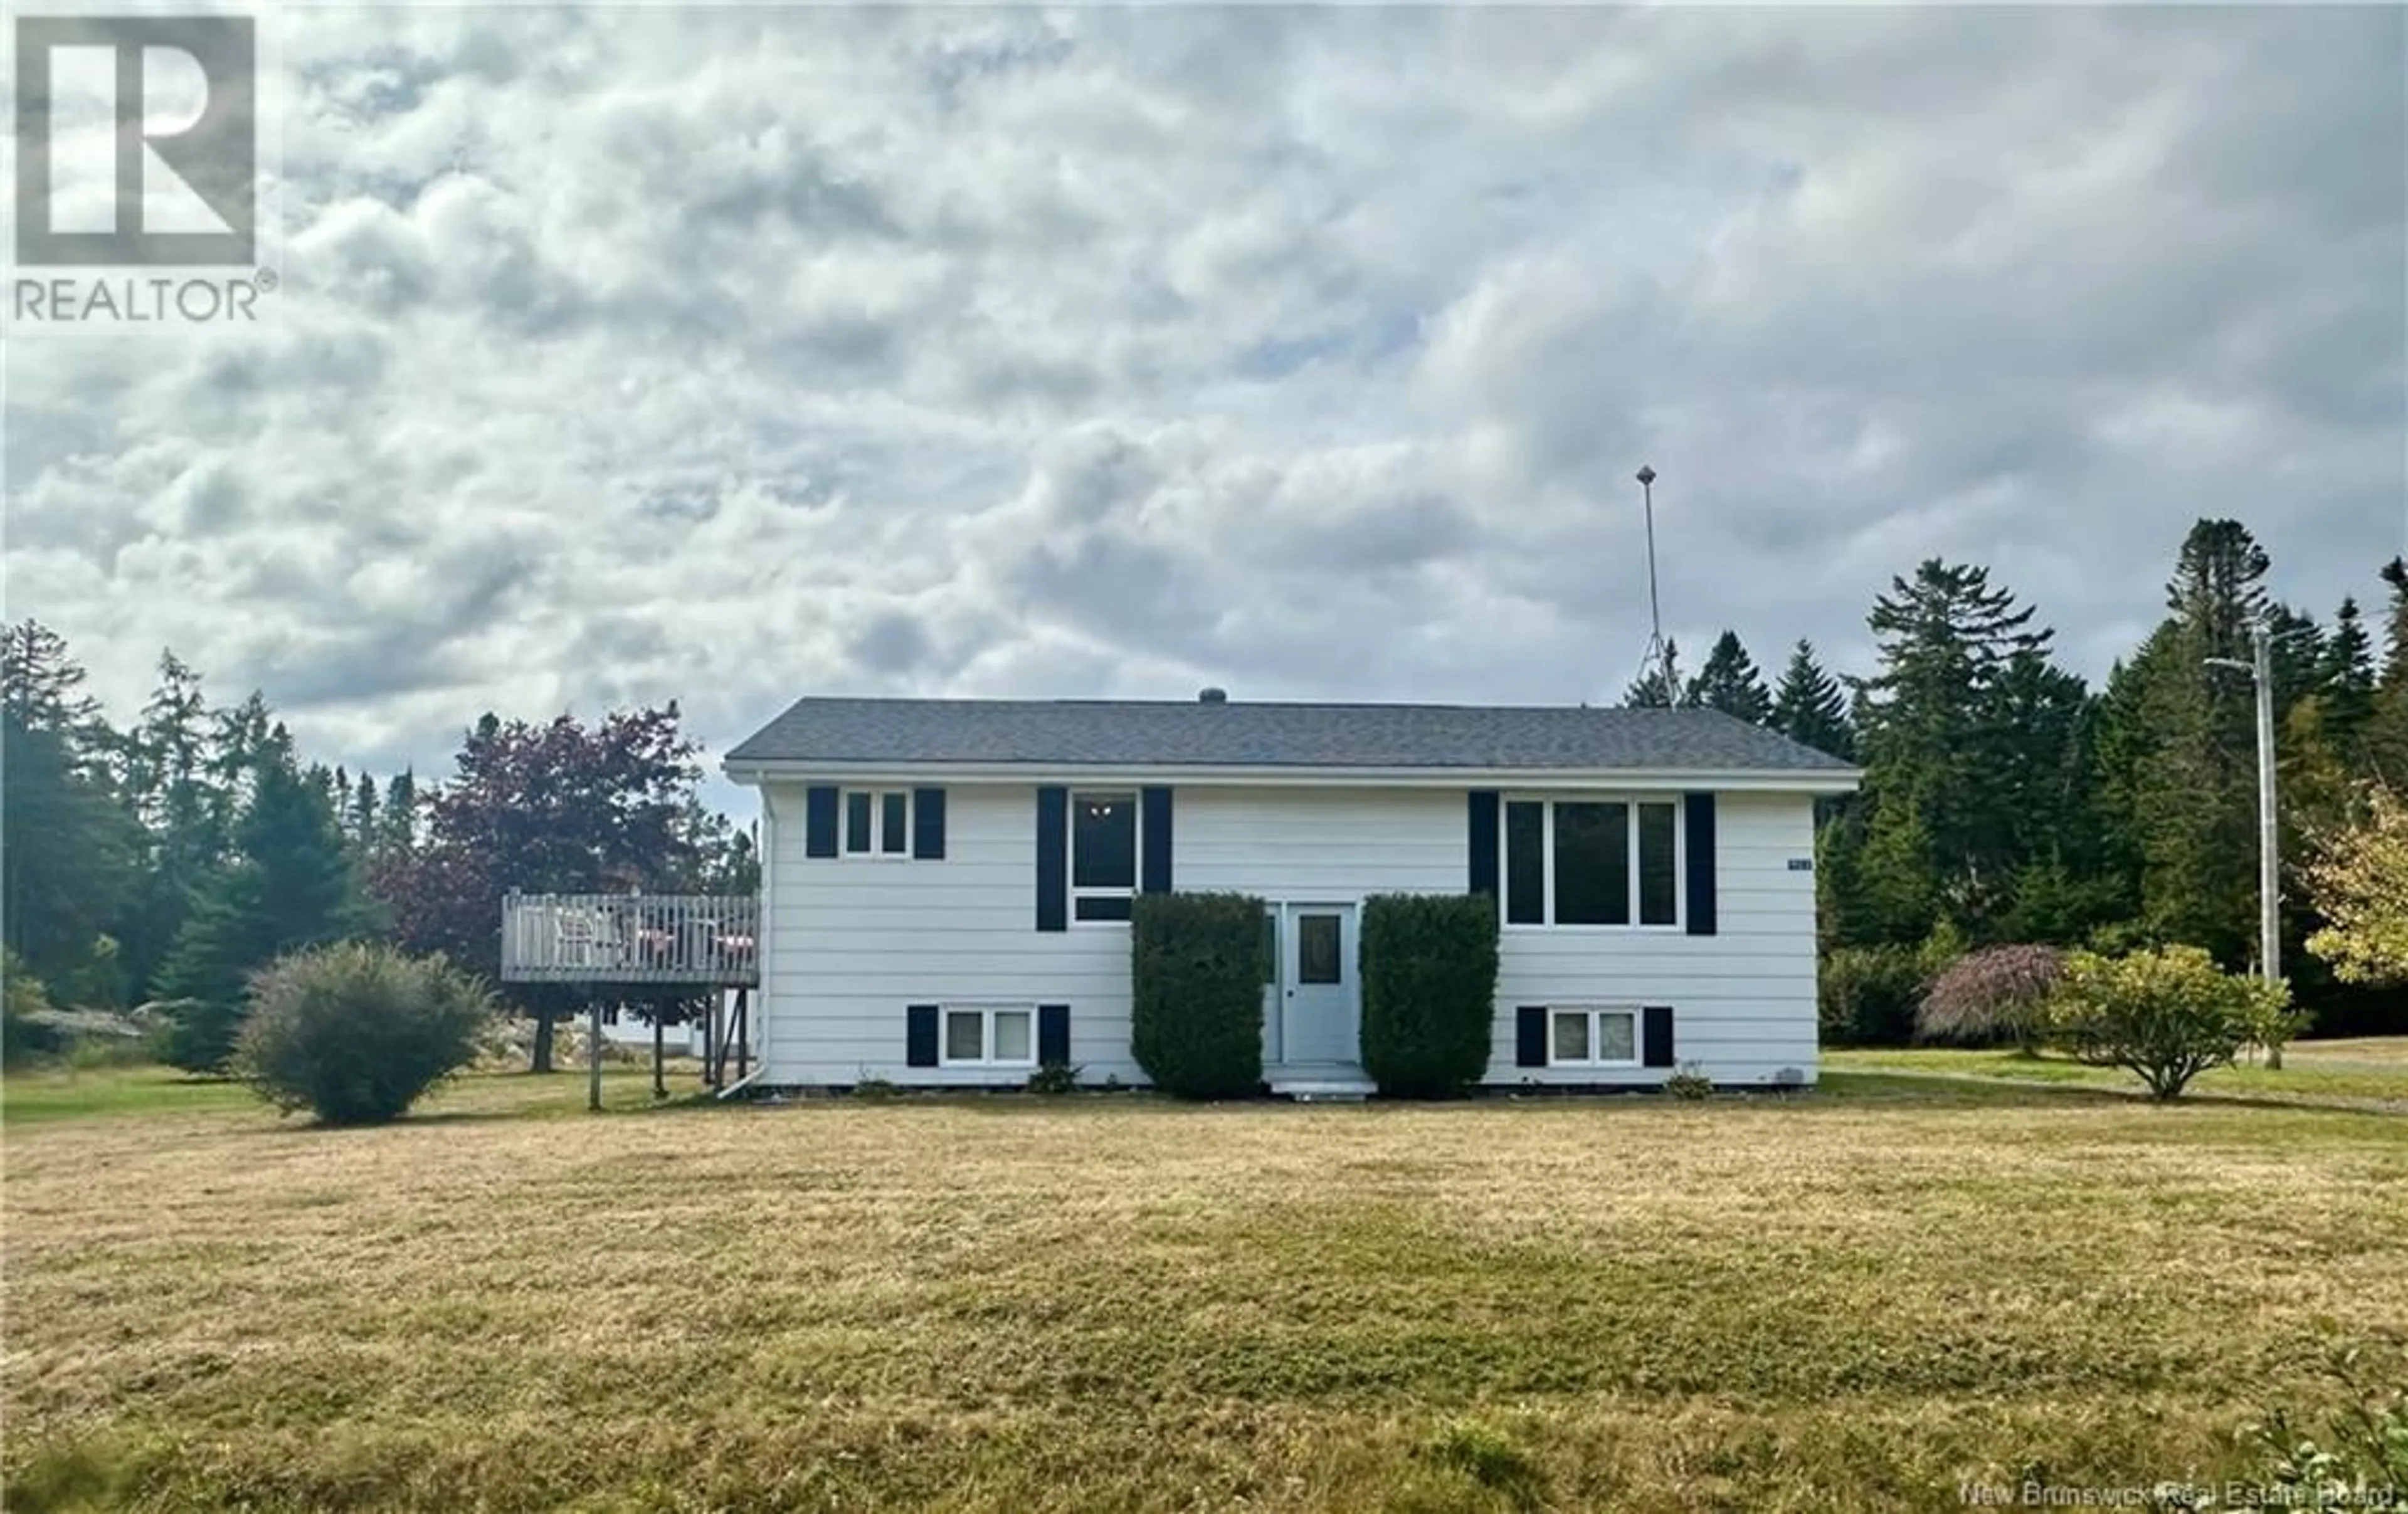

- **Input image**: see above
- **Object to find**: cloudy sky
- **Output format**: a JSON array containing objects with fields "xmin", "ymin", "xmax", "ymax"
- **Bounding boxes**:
[{"xmin": 8, "ymin": 4, "xmax": 2405, "ymax": 791}]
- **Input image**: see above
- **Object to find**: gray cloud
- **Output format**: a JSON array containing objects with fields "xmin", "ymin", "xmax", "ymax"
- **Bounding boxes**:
[{"xmin": 6, "ymin": 6, "xmax": 2402, "ymax": 780}]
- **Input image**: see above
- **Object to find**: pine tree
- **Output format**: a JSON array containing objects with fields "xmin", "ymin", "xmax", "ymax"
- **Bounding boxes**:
[
  {"xmin": 1684, "ymin": 631, "xmax": 1773, "ymax": 725},
  {"xmin": 156, "ymin": 744, "xmax": 359, "ymax": 1070},
  {"xmin": 1850, "ymin": 559, "xmax": 2054, "ymax": 937},
  {"xmin": 1, "ymin": 623, "xmax": 135, "ymax": 991},
  {"xmin": 115, "ymin": 651, "xmax": 228, "ymax": 1000},
  {"xmin": 2123, "ymin": 520, "xmax": 2275, "ymax": 965},
  {"xmin": 2367, "ymin": 559, "xmax": 2408, "ymax": 785},
  {"xmin": 381, "ymin": 770, "xmax": 418, "ymax": 853},
  {"xmin": 2318, "ymin": 596, "xmax": 2377, "ymax": 764},
  {"xmin": 0, "ymin": 620, "xmax": 105, "ymax": 737},
  {"xmin": 2266, "ymin": 602, "xmax": 2325, "ymax": 720},
  {"xmin": 1622, "ymin": 639, "xmax": 1688, "ymax": 708},
  {"xmin": 351, "ymin": 771, "xmax": 379, "ymax": 848},
  {"xmin": 1771, "ymin": 639, "xmax": 1856, "ymax": 761}
]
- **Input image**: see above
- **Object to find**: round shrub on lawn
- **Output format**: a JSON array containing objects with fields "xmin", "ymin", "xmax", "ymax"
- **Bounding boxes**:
[{"xmin": 235, "ymin": 943, "xmax": 497, "ymax": 1124}]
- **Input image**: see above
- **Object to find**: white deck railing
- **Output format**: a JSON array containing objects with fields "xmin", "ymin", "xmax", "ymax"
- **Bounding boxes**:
[{"xmin": 499, "ymin": 893, "xmax": 760, "ymax": 985}]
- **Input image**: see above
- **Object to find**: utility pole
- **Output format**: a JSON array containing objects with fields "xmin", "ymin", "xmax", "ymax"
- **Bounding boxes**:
[
  {"xmin": 1636, "ymin": 465, "xmax": 1674, "ymax": 699},
  {"xmin": 2207, "ymin": 621, "xmax": 2282, "ymax": 1068},
  {"xmin": 2250, "ymin": 620, "xmax": 2279, "ymax": 1039}
]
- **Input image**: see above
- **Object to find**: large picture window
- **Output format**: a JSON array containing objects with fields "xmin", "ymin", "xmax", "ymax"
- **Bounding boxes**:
[
  {"xmin": 1501, "ymin": 798, "xmax": 1680, "ymax": 927},
  {"xmin": 1070, "ymin": 791, "xmax": 1138, "ymax": 922}
]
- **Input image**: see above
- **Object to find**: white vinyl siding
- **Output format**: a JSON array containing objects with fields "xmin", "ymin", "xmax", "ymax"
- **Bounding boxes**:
[
  {"xmin": 762, "ymin": 784, "xmax": 1136, "ymax": 1086},
  {"xmin": 758, "ymin": 782, "xmax": 1821, "ymax": 1088}
]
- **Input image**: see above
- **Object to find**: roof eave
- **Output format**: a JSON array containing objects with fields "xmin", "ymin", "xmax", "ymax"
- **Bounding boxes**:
[{"xmin": 721, "ymin": 757, "xmax": 1863, "ymax": 794}]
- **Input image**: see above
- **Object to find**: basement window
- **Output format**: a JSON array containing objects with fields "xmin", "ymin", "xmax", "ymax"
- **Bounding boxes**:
[
  {"xmin": 942, "ymin": 1006, "xmax": 1035, "ymax": 1068},
  {"xmin": 1550, "ymin": 1007, "xmax": 1640, "ymax": 1068}
]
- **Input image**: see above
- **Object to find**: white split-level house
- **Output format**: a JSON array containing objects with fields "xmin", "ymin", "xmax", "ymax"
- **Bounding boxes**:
[{"xmin": 721, "ymin": 692, "xmax": 1861, "ymax": 1096}]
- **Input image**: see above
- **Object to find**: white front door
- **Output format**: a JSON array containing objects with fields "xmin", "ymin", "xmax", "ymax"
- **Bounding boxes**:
[{"xmin": 1280, "ymin": 903, "xmax": 1358, "ymax": 1065}]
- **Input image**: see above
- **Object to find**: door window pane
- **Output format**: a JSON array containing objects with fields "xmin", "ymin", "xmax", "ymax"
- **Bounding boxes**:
[
  {"xmin": 1637, "ymin": 803, "xmax": 1678, "ymax": 925},
  {"xmin": 1072, "ymin": 793, "xmax": 1136, "ymax": 888},
  {"xmin": 1298, "ymin": 913, "xmax": 1341, "ymax": 985},
  {"xmin": 1551, "ymin": 1010, "xmax": 1589, "ymax": 1063},
  {"xmin": 1553, "ymin": 802, "xmax": 1630, "ymax": 925},
  {"xmin": 1504, "ymin": 801, "xmax": 1545, "ymax": 925},
  {"xmin": 845, "ymin": 792, "xmax": 874, "ymax": 853},
  {"xmin": 881, "ymin": 792, "xmax": 909, "ymax": 854},
  {"xmin": 944, "ymin": 1010, "xmax": 984, "ymax": 1062},
  {"xmin": 1597, "ymin": 1011, "xmax": 1637, "ymax": 1063},
  {"xmin": 993, "ymin": 1011, "xmax": 1032, "ymax": 1063}
]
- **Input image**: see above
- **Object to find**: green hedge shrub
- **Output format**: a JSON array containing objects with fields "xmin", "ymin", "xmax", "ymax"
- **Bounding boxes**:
[
  {"xmin": 1359, "ymin": 893, "xmax": 1498, "ymax": 1098},
  {"xmin": 3, "ymin": 950, "xmax": 62, "ymax": 1066},
  {"xmin": 235, "ymin": 942, "xmax": 496, "ymax": 1124},
  {"xmin": 1131, "ymin": 891, "xmax": 1265, "ymax": 1099},
  {"xmin": 1817, "ymin": 945, "xmax": 1928, "ymax": 1047},
  {"xmin": 1818, "ymin": 928, "xmax": 1963, "ymax": 1048}
]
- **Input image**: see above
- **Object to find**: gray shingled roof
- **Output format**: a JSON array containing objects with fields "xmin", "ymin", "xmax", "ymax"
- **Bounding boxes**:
[{"xmin": 725, "ymin": 697, "xmax": 1857, "ymax": 774}]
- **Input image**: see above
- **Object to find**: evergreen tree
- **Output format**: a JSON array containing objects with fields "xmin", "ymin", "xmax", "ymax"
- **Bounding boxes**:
[
  {"xmin": 1849, "ymin": 559, "xmax": 2054, "ymax": 937},
  {"xmin": 1770, "ymin": 640, "xmax": 1856, "ymax": 761},
  {"xmin": 351, "ymin": 770, "xmax": 379, "ymax": 849},
  {"xmin": 2318, "ymin": 596, "xmax": 2377, "ymax": 763},
  {"xmin": 2265, "ymin": 602, "xmax": 2325, "ymax": 722},
  {"xmin": 1621, "ymin": 640, "xmax": 1687, "ymax": 708},
  {"xmin": 2367, "ymin": 559, "xmax": 2408, "ymax": 784},
  {"xmin": 2121, "ymin": 521, "xmax": 2275, "ymax": 965},
  {"xmin": 155, "ymin": 741, "xmax": 360, "ymax": 1070},
  {"xmin": 0, "ymin": 620, "xmax": 105, "ymax": 735},
  {"xmin": 1, "ymin": 623, "xmax": 135, "ymax": 991},
  {"xmin": 1684, "ymin": 631, "xmax": 1773, "ymax": 725},
  {"xmin": 381, "ymin": 771, "xmax": 418, "ymax": 853},
  {"xmin": 115, "ymin": 651, "xmax": 228, "ymax": 1000}
]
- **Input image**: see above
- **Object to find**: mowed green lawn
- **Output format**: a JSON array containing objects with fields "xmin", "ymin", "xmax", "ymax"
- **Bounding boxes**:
[
  {"xmin": 1827, "ymin": 1036, "xmax": 2408, "ymax": 1113},
  {"xmin": 3, "ymin": 1065, "xmax": 2404, "ymax": 1513}
]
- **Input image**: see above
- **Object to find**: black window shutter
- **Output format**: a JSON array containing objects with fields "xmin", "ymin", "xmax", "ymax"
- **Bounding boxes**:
[
  {"xmin": 1141, "ymin": 787, "xmax": 1173, "ymax": 893},
  {"xmin": 1684, "ymin": 792, "xmax": 1718, "ymax": 937},
  {"xmin": 1035, "ymin": 786, "xmax": 1068, "ymax": 932},
  {"xmin": 1038, "ymin": 1004, "xmax": 1071, "ymax": 1065},
  {"xmin": 912, "ymin": 788, "xmax": 947, "ymax": 860},
  {"xmin": 1514, "ymin": 1006, "xmax": 1548, "ymax": 1068},
  {"xmin": 1643, "ymin": 1005, "xmax": 1676, "ymax": 1068},
  {"xmin": 906, "ymin": 1004, "xmax": 940, "ymax": 1068},
  {"xmin": 1469, "ymin": 791, "xmax": 1500, "ymax": 903},
  {"xmin": 805, "ymin": 786, "xmax": 839, "ymax": 858}
]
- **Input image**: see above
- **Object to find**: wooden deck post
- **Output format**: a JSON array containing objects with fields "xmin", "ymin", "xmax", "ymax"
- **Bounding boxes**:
[
  {"xmin": 734, "ymin": 988, "xmax": 749, "ymax": 1081},
  {"xmin": 652, "ymin": 1012, "xmax": 667, "ymax": 1100},
  {"xmin": 587, "ymin": 995, "xmax": 603, "ymax": 1113}
]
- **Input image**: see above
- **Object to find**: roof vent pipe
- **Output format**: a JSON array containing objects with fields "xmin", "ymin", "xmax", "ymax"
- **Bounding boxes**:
[{"xmin": 1198, "ymin": 687, "xmax": 1228, "ymax": 704}]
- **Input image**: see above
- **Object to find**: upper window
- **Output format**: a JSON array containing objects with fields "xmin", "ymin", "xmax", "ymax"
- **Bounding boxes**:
[
  {"xmin": 1070, "ymin": 791, "xmax": 1138, "ymax": 922},
  {"xmin": 844, "ymin": 789, "xmax": 910, "ymax": 857},
  {"xmin": 1502, "ymin": 797, "xmax": 1679, "ymax": 927}
]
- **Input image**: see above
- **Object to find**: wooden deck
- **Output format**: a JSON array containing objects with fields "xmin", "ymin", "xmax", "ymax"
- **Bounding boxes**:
[{"xmin": 500, "ymin": 893, "xmax": 760, "ymax": 986}]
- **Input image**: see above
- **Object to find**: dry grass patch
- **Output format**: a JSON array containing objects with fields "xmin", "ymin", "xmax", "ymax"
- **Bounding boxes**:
[{"xmin": 4, "ymin": 1070, "xmax": 2404, "ymax": 1511}]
